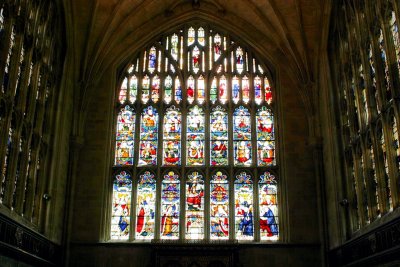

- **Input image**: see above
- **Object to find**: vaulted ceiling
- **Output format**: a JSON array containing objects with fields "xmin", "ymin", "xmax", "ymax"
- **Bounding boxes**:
[{"xmin": 62, "ymin": 0, "xmax": 330, "ymax": 136}]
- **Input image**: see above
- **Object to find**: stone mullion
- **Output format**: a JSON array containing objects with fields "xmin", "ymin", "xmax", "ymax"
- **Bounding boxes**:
[
  {"xmin": 34, "ymin": 142, "xmax": 49, "ymax": 229},
  {"xmin": 353, "ymin": 148, "xmax": 369, "ymax": 227},
  {"xmin": 0, "ymin": 6, "xmax": 14, "ymax": 94}
]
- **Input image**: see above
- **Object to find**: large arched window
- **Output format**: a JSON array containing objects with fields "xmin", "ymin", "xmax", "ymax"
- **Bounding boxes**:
[{"xmin": 110, "ymin": 24, "xmax": 278, "ymax": 242}]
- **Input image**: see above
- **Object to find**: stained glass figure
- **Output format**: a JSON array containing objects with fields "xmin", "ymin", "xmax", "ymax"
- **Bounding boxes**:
[
  {"xmin": 138, "ymin": 106, "xmax": 158, "ymax": 166},
  {"xmin": 175, "ymin": 77, "xmax": 182, "ymax": 103},
  {"xmin": 119, "ymin": 78, "xmax": 128, "ymax": 103},
  {"xmin": 254, "ymin": 76, "xmax": 262, "ymax": 105},
  {"xmin": 210, "ymin": 106, "xmax": 228, "ymax": 166},
  {"xmin": 236, "ymin": 47, "xmax": 244, "ymax": 74},
  {"xmin": 233, "ymin": 106, "xmax": 252, "ymax": 166},
  {"xmin": 379, "ymin": 29, "xmax": 391, "ymax": 99},
  {"xmin": 193, "ymin": 46, "xmax": 201, "ymax": 74},
  {"xmin": 186, "ymin": 171, "xmax": 205, "ymax": 239},
  {"xmin": 198, "ymin": 27, "xmax": 205, "ymax": 46},
  {"xmin": 390, "ymin": 11, "xmax": 400, "ymax": 74},
  {"xmin": 142, "ymin": 75, "xmax": 150, "ymax": 104},
  {"xmin": 149, "ymin": 47, "xmax": 157, "ymax": 74},
  {"xmin": 265, "ymin": 77, "xmax": 272, "ymax": 104},
  {"xmin": 129, "ymin": 75, "xmax": 137, "ymax": 103},
  {"xmin": 163, "ymin": 106, "xmax": 181, "ymax": 165},
  {"xmin": 210, "ymin": 77, "xmax": 218, "ymax": 104},
  {"xmin": 161, "ymin": 171, "xmax": 180, "ymax": 239},
  {"xmin": 197, "ymin": 75, "xmax": 205, "ymax": 104},
  {"xmin": 214, "ymin": 34, "xmax": 222, "ymax": 61},
  {"xmin": 242, "ymin": 76, "xmax": 250, "ymax": 104},
  {"xmin": 136, "ymin": 171, "xmax": 156, "ymax": 239},
  {"xmin": 219, "ymin": 75, "xmax": 228, "ymax": 104},
  {"xmin": 188, "ymin": 27, "xmax": 195, "ymax": 46},
  {"xmin": 111, "ymin": 171, "xmax": 132, "ymax": 240},
  {"xmin": 232, "ymin": 76, "xmax": 240, "ymax": 104},
  {"xmin": 210, "ymin": 171, "xmax": 229, "ymax": 239},
  {"xmin": 257, "ymin": 106, "xmax": 275, "ymax": 166},
  {"xmin": 164, "ymin": 76, "xmax": 173, "ymax": 104},
  {"xmin": 259, "ymin": 172, "xmax": 279, "ymax": 240},
  {"xmin": 171, "ymin": 34, "xmax": 179, "ymax": 61},
  {"xmin": 187, "ymin": 75, "xmax": 195, "ymax": 104},
  {"xmin": 151, "ymin": 75, "xmax": 160, "ymax": 103},
  {"xmin": 187, "ymin": 106, "xmax": 205, "ymax": 166},
  {"xmin": 115, "ymin": 106, "xmax": 135, "ymax": 165},
  {"xmin": 234, "ymin": 172, "xmax": 254, "ymax": 240}
]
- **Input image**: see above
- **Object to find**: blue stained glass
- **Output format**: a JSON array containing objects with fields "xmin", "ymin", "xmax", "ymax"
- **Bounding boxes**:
[
  {"xmin": 259, "ymin": 172, "xmax": 279, "ymax": 240},
  {"xmin": 111, "ymin": 171, "xmax": 132, "ymax": 240},
  {"xmin": 210, "ymin": 171, "xmax": 229, "ymax": 239},
  {"xmin": 139, "ymin": 106, "xmax": 158, "ymax": 166},
  {"xmin": 234, "ymin": 172, "xmax": 254, "ymax": 240}
]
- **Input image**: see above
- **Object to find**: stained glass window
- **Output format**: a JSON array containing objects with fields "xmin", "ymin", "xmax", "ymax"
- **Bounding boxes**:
[
  {"xmin": 210, "ymin": 106, "xmax": 228, "ymax": 166},
  {"xmin": 136, "ymin": 171, "xmax": 156, "ymax": 239},
  {"xmin": 257, "ymin": 107, "xmax": 275, "ymax": 166},
  {"xmin": 233, "ymin": 106, "xmax": 252, "ymax": 166},
  {"xmin": 186, "ymin": 171, "xmax": 205, "ymax": 239},
  {"xmin": 112, "ymin": 25, "xmax": 278, "ymax": 242},
  {"xmin": 210, "ymin": 171, "xmax": 229, "ymax": 239},
  {"xmin": 115, "ymin": 106, "xmax": 135, "ymax": 165},
  {"xmin": 138, "ymin": 106, "xmax": 158, "ymax": 166},
  {"xmin": 163, "ymin": 106, "xmax": 181, "ymax": 165},
  {"xmin": 111, "ymin": 171, "xmax": 132, "ymax": 240},
  {"xmin": 234, "ymin": 172, "xmax": 254, "ymax": 240},
  {"xmin": 187, "ymin": 106, "xmax": 205, "ymax": 166},
  {"xmin": 161, "ymin": 171, "xmax": 180, "ymax": 239},
  {"xmin": 259, "ymin": 172, "xmax": 279, "ymax": 240}
]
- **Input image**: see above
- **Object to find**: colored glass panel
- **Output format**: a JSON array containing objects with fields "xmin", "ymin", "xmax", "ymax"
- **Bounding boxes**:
[
  {"xmin": 214, "ymin": 34, "xmax": 222, "ymax": 61},
  {"xmin": 242, "ymin": 76, "xmax": 250, "ymax": 104},
  {"xmin": 164, "ymin": 75, "xmax": 173, "ymax": 104},
  {"xmin": 186, "ymin": 172, "xmax": 205, "ymax": 239},
  {"xmin": 119, "ymin": 78, "xmax": 128, "ymax": 103},
  {"xmin": 236, "ymin": 47, "xmax": 244, "ymax": 74},
  {"xmin": 175, "ymin": 77, "xmax": 182, "ymax": 103},
  {"xmin": 171, "ymin": 34, "xmax": 179, "ymax": 61},
  {"xmin": 210, "ymin": 106, "xmax": 228, "ymax": 166},
  {"xmin": 232, "ymin": 76, "xmax": 240, "ymax": 104},
  {"xmin": 254, "ymin": 76, "xmax": 262, "ymax": 105},
  {"xmin": 234, "ymin": 172, "xmax": 254, "ymax": 240},
  {"xmin": 193, "ymin": 46, "xmax": 201, "ymax": 74},
  {"xmin": 210, "ymin": 171, "xmax": 229, "ymax": 239},
  {"xmin": 210, "ymin": 77, "xmax": 218, "ymax": 104},
  {"xmin": 111, "ymin": 171, "xmax": 132, "ymax": 240},
  {"xmin": 115, "ymin": 106, "xmax": 135, "ymax": 165},
  {"xmin": 187, "ymin": 75, "xmax": 195, "ymax": 104},
  {"xmin": 136, "ymin": 171, "xmax": 156, "ymax": 239},
  {"xmin": 259, "ymin": 172, "xmax": 279, "ymax": 240},
  {"xmin": 138, "ymin": 106, "xmax": 158, "ymax": 166},
  {"xmin": 233, "ymin": 106, "xmax": 252, "ymax": 166},
  {"xmin": 257, "ymin": 106, "xmax": 275, "ymax": 166},
  {"xmin": 160, "ymin": 171, "xmax": 180, "ymax": 239},
  {"xmin": 379, "ymin": 29, "xmax": 391, "ymax": 99},
  {"xmin": 219, "ymin": 75, "xmax": 227, "ymax": 104},
  {"xmin": 151, "ymin": 75, "xmax": 160, "ymax": 103},
  {"xmin": 129, "ymin": 75, "xmax": 137, "ymax": 103},
  {"xmin": 187, "ymin": 106, "xmax": 205, "ymax": 165},
  {"xmin": 198, "ymin": 27, "xmax": 205, "ymax": 46},
  {"xmin": 142, "ymin": 75, "xmax": 150, "ymax": 104},
  {"xmin": 163, "ymin": 106, "xmax": 181, "ymax": 165},
  {"xmin": 149, "ymin": 47, "xmax": 157, "ymax": 73},
  {"xmin": 391, "ymin": 11, "xmax": 400, "ymax": 75},
  {"xmin": 188, "ymin": 27, "xmax": 195, "ymax": 46},
  {"xmin": 265, "ymin": 77, "xmax": 272, "ymax": 105},
  {"xmin": 197, "ymin": 75, "xmax": 205, "ymax": 104}
]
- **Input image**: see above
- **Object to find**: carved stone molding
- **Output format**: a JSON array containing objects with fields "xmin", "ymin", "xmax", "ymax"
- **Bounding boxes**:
[
  {"xmin": 0, "ymin": 213, "xmax": 62, "ymax": 266},
  {"xmin": 329, "ymin": 215, "xmax": 400, "ymax": 266}
]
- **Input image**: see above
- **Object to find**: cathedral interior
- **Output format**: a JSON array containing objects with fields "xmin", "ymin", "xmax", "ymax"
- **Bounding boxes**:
[{"xmin": 1, "ymin": 0, "xmax": 400, "ymax": 266}]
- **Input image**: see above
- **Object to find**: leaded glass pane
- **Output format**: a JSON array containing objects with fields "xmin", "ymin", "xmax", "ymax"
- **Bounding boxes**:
[
  {"xmin": 186, "ymin": 171, "xmax": 205, "ymax": 239},
  {"xmin": 160, "ymin": 171, "xmax": 180, "ymax": 239},
  {"xmin": 234, "ymin": 172, "xmax": 254, "ymax": 240},
  {"xmin": 210, "ymin": 171, "xmax": 229, "ymax": 239},
  {"xmin": 259, "ymin": 172, "xmax": 279, "ymax": 240},
  {"xmin": 111, "ymin": 171, "xmax": 132, "ymax": 240},
  {"xmin": 136, "ymin": 171, "xmax": 156, "ymax": 239}
]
